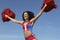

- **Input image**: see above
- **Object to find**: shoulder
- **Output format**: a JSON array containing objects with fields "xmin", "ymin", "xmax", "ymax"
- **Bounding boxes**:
[{"xmin": 28, "ymin": 21, "xmax": 34, "ymax": 26}]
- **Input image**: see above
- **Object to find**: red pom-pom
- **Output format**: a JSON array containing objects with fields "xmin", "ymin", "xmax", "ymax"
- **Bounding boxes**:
[
  {"xmin": 41, "ymin": 0, "xmax": 57, "ymax": 12},
  {"xmin": 1, "ymin": 8, "xmax": 15, "ymax": 22}
]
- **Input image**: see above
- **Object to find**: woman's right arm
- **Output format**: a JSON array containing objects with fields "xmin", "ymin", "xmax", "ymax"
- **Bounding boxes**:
[{"xmin": 5, "ymin": 15, "xmax": 23, "ymax": 24}]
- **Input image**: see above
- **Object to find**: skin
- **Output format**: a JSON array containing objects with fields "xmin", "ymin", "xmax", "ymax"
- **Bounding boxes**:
[{"xmin": 5, "ymin": 4, "xmax": 47, "ymax": 39}]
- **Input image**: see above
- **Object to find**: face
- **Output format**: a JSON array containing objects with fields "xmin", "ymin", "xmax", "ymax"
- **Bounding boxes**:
[{"xmin": 24, "ymin": 12, "xmax": 29, "ymax": 20}]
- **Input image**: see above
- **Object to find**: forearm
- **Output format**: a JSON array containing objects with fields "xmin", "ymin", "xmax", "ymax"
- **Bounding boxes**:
[
  {"xmin": 35, "ymin": 4, "xmax": 47, "ymax": 19},
  {"xmin": 7, "ymin": 16, "xmax": 17, "ymax": 22}
]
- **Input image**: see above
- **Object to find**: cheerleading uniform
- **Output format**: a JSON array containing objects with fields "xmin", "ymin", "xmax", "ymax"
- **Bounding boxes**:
[{"xmin": 22, "ymin": 21, "xmax": 36, "ymax": 40}]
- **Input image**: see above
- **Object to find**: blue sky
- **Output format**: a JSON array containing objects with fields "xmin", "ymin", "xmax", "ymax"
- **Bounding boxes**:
[{"xmin": 0, "ymin": 0, "xmax": 60, "ymax": 40}]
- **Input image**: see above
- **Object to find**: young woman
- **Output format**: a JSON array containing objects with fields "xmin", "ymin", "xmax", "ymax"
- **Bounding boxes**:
[{"xmin": 5, "ymin": 4, "xmax": 47, "ymax": 40}]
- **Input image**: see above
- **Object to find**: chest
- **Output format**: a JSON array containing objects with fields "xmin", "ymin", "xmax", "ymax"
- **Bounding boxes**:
[{"xmin": 22, "ymin": 22, "xmax": 33, "ymax": 31}]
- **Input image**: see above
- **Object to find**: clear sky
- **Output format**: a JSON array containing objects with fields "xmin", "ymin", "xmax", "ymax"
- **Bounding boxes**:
[{"xmin": 0, "ymin": 0, "xmax": 60, "ymax": 40}]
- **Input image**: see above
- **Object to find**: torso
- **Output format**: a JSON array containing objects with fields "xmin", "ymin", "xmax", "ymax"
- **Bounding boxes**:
[
  {"xmin": 24, "ymin": 30, "xmax": 32, "ymax": 37},
  {"xmin": 22, "ymin": 21, "xmax": 33, "ymax": 37}
]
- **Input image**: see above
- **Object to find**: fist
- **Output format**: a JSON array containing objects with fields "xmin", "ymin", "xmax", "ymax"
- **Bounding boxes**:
[
  {"xmin": 45, "ymin": 4, "xmax": 47, "ymax": 7},
  {"xmin": 5, "ymin": 15, "xmax": 8, "ymax": 18}
]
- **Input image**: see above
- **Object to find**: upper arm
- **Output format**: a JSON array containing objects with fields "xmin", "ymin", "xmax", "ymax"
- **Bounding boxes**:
[
  {"xmin": 13, "ymin": 20, "xmax": 23, "ymax": 24},
  {"xmin": 30, "ymin": 14, "xmax": 41, "ymax": 23}
]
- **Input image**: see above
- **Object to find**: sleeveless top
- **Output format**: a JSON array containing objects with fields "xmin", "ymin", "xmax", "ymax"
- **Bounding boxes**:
[{"xmin": 22, "ymin": 21, "xmax": 33, "ymax": 31}]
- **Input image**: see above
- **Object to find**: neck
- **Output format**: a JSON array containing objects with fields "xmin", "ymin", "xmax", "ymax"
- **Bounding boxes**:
[{"xmin": 25, "ymin": 20, "xmax": 29, "ymax": 22}]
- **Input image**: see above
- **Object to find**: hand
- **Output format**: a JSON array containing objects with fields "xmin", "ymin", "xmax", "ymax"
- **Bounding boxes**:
[
  {"xmin": 45, "ymin": 4, "xmax": 47, "ymax": 7},
  {"xmin": 5, "ymin": 15, "xmax": 8, "ymax": 18}
]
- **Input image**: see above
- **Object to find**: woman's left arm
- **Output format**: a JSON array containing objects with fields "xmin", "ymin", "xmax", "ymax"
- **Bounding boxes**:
[{"xmin": 30, "ymin": 4, "xmax": 47, "ymax": 23}]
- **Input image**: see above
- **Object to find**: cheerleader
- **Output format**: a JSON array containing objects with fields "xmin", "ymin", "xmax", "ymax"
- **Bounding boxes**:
[{"xmin": 5, "ymin": 4, "xmax": 47, "ymax": 40}]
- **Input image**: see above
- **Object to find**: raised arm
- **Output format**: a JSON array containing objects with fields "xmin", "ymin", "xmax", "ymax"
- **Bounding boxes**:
[
  {"xmin": 30, "ymin": 4, "xmax": 47, "ymax": 23},
  {"xmin": 5, "ymin": 15, "xmax": 23, "ymax": 24}
]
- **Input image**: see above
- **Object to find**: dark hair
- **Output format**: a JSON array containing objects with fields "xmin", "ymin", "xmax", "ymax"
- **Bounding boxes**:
[{"xmin": 22, "ymin": 11, "xmax": 34, "ymax": 21}]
